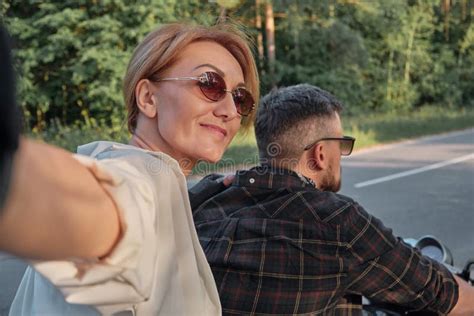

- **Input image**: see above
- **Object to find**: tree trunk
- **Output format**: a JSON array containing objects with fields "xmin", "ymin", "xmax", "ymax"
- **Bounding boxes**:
[
  {"xmin": 292, "ymin": 3, "xmax": 300, "ymax": 63},
  {"xmin": 219, "ymin": 6, "xmax": 227, "ymax": 23},
  {"xmin": 442, "ymin": 0, "xmax": 450, "ymax": 41},
  {"xmin": 265, "ymin": 0, "xmax": 276, "ymax": 88},
  {"xmin": 404, "ymin": 8, "xmax": 422, "ymax": 88},
  {"xmin": 386, "ymin": 49, "xmax": 394, "ymax": 102},
  {"xmin": 255, "ymin": 0, "xmax": 264, "ymax": 71},
  {"xmin": 329, "ymin": 0, "xmax": 335, "ymax": 18},
  {"xmin": 460, "ymin": 0, "xmax": 466, "ymax": 21},
  {"xmin": 404, "ymin": 24, "xmax": 417, "ymax": 86}
]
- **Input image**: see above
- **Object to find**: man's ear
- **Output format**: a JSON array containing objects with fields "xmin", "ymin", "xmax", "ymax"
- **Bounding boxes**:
[
  {"xmin": 309, "ymin": 143, "xmax": 328, "ymax": 171},
  {"xmin": 135, "ymin": 79, "xmax": 157, "ymax": 118}
]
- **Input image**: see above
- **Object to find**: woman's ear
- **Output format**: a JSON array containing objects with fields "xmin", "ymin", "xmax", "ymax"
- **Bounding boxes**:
[{"xmin": 135, "ymin": 79, "xmax": 157, "ymax": 118}]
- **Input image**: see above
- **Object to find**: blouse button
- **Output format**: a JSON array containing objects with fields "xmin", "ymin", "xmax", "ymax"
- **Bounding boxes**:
[{"xmin": 249, "ymin": 178, "xmax": 255, "ymax": 184}]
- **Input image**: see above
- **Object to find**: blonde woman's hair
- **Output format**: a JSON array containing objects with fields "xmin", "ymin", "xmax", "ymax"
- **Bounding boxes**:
[{"xmin": 123, "ymin": 22, "xmax": 260, "ymax": 133}]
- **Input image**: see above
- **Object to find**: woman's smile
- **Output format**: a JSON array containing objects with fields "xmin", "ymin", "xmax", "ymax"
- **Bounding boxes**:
[{"xmin": 200, "ymin": 123, "xmax": 228, "ymax": 138}]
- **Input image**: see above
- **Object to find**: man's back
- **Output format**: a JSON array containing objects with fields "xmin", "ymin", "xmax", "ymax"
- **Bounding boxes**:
[{"xmin": 191, "ymin": 167, "xmax": 458, "ymax": 315}]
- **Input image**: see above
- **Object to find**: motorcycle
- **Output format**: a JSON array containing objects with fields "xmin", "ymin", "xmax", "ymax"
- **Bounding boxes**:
[{"xmin": 362, "ymin": 235, "xmax": 474, "ymax": 315}]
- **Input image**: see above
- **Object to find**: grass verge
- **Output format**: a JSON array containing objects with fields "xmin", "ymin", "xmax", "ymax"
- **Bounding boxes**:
[{"xmin": 346, "ymin": 106, "xmax": 474, "ymax": 150}]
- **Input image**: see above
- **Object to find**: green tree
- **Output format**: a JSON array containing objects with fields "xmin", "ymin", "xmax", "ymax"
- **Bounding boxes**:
[
  {"xmin": 2, "ymin": 0, "xmax": 472, "ymax": 144},
  {"xmin": 2, "ymin": 0, "xmax": 219, "ymax": 131}
]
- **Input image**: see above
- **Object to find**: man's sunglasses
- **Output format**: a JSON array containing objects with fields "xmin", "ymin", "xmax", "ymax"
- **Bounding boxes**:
[
  {"xmin": 153, "ymin": 71, "xmax": 255, "ymax": 116},
  {"xmin": 304, "ymin": 136, "xmax": 356, "ymax": 156}
]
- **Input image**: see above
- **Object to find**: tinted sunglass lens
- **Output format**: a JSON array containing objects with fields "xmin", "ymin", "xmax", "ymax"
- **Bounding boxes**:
[
  {"xmin": 232, "ymin": 89, "xmax": 245, "ymax": 115},
  {"xmin": 199, "ymin": 72, "xmax": 226, "ymax": 101},
  {"xmin": 340, "ymin": 139, "xmax": 354, "ymax": 155},
  {"xmin": 233, "ymin": 88, "xmax": 254, "ymax": 116},
  {"xmin": 199, "ymin": 72, "xmax": 255, "ymax": 116}
]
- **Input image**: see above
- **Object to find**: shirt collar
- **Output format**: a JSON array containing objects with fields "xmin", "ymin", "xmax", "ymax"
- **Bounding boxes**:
[{"xmin": 234, "ymin": 165, "xmax": 317, "ymax": 190}]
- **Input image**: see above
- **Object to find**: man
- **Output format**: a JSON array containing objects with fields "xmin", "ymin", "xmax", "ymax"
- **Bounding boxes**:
[{"xmin": 190, "ymin": 84, "xmax": 474, "ymax": 315}]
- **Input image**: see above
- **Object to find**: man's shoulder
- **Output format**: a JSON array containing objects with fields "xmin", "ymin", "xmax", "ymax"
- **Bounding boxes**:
[
  {"xmin": 188, "ymin": 170, "xmax": 365, "ymax": 226},
  {"xmin": 188, "ymin": 173, "xmax": 227, "ymax": 210},
  {"xmin": 297, "ymin": 190, "xmax": 361, "ymax": 224}
]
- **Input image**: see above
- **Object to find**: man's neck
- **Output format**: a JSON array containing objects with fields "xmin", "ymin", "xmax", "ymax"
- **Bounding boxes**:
[
  {"xmin": 260, "ymin": 160, "xmax": 318, "ymax": 189},
  {"xmin": 292, "ymin": 160, "xmax": 320, "ymax": 190}
]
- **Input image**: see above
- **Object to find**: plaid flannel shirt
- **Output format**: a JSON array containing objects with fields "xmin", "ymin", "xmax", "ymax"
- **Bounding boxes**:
[{"xmin": 190, "ymin": 166, "xmax": 458, "ymax": 316}]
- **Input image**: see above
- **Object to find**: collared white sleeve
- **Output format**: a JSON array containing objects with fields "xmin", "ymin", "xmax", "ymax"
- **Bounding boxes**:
[{"xmin": 29, "ymin": 154, "xmax": 158, "ymax": 308}]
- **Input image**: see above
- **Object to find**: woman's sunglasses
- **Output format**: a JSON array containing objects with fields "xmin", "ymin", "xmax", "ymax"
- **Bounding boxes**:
[
  {"xmin": 304, "ymin": 136, "xmax": 356, "ymax": 156},
  {"xmin": 153, "ymin": 71, "xmax": 255, "ymax": 116}
]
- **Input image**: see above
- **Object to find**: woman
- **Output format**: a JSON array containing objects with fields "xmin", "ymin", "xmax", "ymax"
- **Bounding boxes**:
[{"xmin": 0, "ymin": 22, "xmax": 259, "ymax": 315}]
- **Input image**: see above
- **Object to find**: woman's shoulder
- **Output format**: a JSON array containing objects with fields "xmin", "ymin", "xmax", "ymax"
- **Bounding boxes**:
[
  {"xmin": 75, "ymin": 141, "xmax": 188, "ymax": 205},
  {"xmin": 77, "ymin": 141, "xmax": 149, "ymax": 159},
  {"xmin": 77, "ymin": 141, "xmax": 180, "ymax": 174}
]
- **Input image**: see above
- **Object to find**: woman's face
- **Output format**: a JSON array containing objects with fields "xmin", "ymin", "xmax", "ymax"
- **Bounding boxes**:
[{"xmin": 148, "ymin": 41, "xmax": 245, "ymax": 167}]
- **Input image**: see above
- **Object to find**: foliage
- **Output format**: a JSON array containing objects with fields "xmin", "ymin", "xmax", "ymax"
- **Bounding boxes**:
[
  {"xmin": 2, "ymin": 0, "xmax": 219, "ymax": 131},
  {"xmin": 29, "ymin": 118, "xmax": 129, "ymax": 152},
  {"xmin": 458, "ymin": 23, "xmax": 474, "ymax": 106},
  {"xmin": 264, "ymin": 0, "xmax": 473, "ymax": 113},
  {"xmin": 345, "ymin": 106, "xmax": 474, "ymax": 149},
  {"xmin": 1, "ymin": 0, "xmax": 473, "ymax": 147}
]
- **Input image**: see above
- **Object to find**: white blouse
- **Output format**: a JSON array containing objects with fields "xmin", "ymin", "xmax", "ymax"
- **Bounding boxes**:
[{"xmin": 9, "ymin": 141, "xmax": 221, "ymax": 316}]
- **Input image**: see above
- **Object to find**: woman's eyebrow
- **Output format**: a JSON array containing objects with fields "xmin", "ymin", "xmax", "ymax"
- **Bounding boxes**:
[
  {"xmin": 193, "ymin": 63, "xmax": 246, "ymax": 87},
  {"xmin": 193, "ymin": 63, "xmax": 225, "ymax": 76}
]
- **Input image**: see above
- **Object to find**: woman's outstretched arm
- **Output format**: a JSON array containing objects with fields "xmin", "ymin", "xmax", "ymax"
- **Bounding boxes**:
[{"xmin": 0, "ymin": 138, "xmax": 120, "ymax": 260}]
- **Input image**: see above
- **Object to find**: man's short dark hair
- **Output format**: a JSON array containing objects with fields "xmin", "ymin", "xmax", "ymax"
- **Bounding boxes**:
[{"xmin": 254, "ymin": 84, "xmax": 343, "ymax": 164}]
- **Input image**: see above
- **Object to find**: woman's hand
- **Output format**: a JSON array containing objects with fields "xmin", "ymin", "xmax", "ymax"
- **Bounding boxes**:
[
  {"xmin": 0, "ymin": 139, "xmax": 120, "ymax": 260},
  {"xmin": 222, "ymin": 174, "xmax": 235, "ymax": 187}
]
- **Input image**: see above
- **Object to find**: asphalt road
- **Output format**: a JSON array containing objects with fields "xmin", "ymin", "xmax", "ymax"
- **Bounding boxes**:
[
  {"xmin": 0, "ymin": 253, "xmax": 27, "ymax": 316},
  {"xmin": 339, "ymin": 128, "xmax": 474, "ymax": 266},
  {"xmin": 0, "ymin": 129, "xmax": 472, "ymax": 314}
]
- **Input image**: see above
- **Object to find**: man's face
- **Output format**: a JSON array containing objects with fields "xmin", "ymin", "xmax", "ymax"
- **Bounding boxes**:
[{"xmin": 319, "ymin": 113, "xmax": 343, "ymax": 192}]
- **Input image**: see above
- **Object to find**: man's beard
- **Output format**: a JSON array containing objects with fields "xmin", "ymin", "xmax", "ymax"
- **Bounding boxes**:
[{"xmin": 319, "ymin": 164, "xmax": 341, "ymax": 192}]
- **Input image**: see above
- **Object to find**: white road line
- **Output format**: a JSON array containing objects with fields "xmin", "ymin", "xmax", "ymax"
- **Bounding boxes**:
[{"xmin": 354, "ymin": 153, "xmax": 474, "ymax": 188}]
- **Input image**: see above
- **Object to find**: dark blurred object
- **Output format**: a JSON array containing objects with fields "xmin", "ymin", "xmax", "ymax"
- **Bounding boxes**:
[{"xmin": 0, "ymin": 23, "xmax": 21, "ymax": 210}]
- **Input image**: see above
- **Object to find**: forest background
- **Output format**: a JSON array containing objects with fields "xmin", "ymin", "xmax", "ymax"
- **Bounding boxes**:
[{"xmin": 1, "ymin": 0, "xmax": 473, "ymax": 171}]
